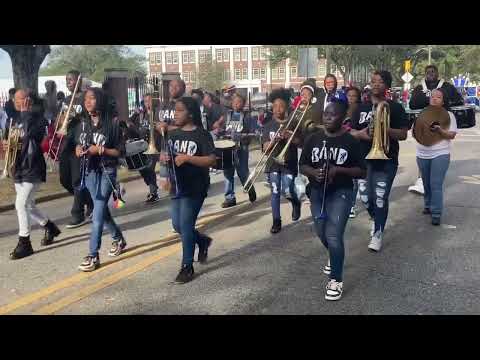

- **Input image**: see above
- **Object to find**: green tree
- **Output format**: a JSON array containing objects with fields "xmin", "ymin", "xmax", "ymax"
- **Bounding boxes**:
[
  {"xmin": 40, "ymin": 45, "xmax": 146, "ymax": 82},
  {"xmin": 195, "ymin": 61, "xmax": 226, "ymax": 92}
]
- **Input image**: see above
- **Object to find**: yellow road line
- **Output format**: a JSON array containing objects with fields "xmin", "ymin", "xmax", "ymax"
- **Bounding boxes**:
[{"xmin": 34, "ymin": 243, "xmax": 182, "ymax": 315}]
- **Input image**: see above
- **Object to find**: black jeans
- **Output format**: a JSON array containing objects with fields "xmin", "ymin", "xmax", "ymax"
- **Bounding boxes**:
[
  {"xmin": 139, "ymin": 155, "xmax": 158, "ymax": 195},
  {"xmin": 71, "ymin": 187, "xmax": 93, "ymax": 220}
]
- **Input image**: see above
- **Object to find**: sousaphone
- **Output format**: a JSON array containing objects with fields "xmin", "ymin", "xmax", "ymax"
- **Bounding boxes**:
[{"xmin": 413, "ymin": 105, "xmax": 450, "ymax": 146}]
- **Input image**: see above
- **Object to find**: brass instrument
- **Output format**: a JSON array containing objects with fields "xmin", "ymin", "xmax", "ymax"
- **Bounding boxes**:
[
  {"xmin": 2, "ymin": 120, "xmax": 22, "ymax": 179},
  {"xmin": 243, "ymin": 99, "xmax": 307, "ymax": 193},
  {"xmin": 413, "ymin": 105, "xmax": 450, "ymax": 146},
  {"xmin": 366, "ymin": 101, "xmax": 390, "ymax": 160},
  {"xmin": 144, "ymin": 110, "xmax": 160, "ymax": 155}
]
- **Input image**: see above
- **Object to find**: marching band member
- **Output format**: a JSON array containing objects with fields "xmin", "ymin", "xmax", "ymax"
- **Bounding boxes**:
[
  {"xmin": 350, "ymin": 71, "xmax": 409, "ymax": 252},
  {"xmin": 5, "ymin": 89, "xmax": 61, "ymax": 260},
  {"xmin": 158, "ymin": 97, "xmax": 216, "ymax": 284},
  {"xmin": 74, "ymin": 88, "xmax": 126, "ymax": 272},
  {"xmin": 413, "ymin": 88, "xmax": 457, "ymax": 226},
  {"xmin": 159, "ymin": 78, "xmax": 186, "ymax": 130},
  {"xmin": 202, "ymin": 91, "xmax": 226, "ymax": 140},
  {"xmin": 262, "ymin": 88, "xmax": 302, "ymax": 234},
  {"xmin": 300, "ymin": 100, "xmax": 366, "ymax": 301},
  {"xmin": 408, "ymin": 65, "xmax": 463, "ymax": 195},
  {"xmin": 221, "ymin": 93, "xmax": 257, "ymax": 208},
  {"xmin": 318, "ymin": 74, "xmax": 348, "ymax": 111}
]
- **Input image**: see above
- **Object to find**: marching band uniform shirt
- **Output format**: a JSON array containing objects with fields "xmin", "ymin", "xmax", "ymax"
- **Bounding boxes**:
[
  {"xmin": 261, "ymin": 119, "xmax": 298, "ymax": 175},
  {"xmin": 351, "ymin": 100, "xmax": 409, "ymax": 165},
  {"xmin": 168, "ymin": 127, "xmax": 215, "ymax": 198},
  {"xmin": 409, "ymin": 79, "xmax": 463, "ymax": 109},
  {"xmin": 300, "ymin": 129, "xmax": 365, "ymax": 192},
  {"xmin": 159, "ymin": 100, "xmax": 177, "ymax": 126},
  {"xmin": 225, "ymin": 110, "xmax": 254, "ymax": 147}
]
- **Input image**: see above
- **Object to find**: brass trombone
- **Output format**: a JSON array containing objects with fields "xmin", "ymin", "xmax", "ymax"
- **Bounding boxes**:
[{"xmin": 144, "ymin": 110, "xmax": 160, "ymax": 155}]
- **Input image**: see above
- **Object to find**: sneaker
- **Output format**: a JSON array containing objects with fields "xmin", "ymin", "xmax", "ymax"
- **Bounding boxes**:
[
  {"xmin": 323, "ymin": 259, "xmax": 331, "ymax": 275},
  {"xmin": 369, "ymin": 220, "xmax": 375, "ymax": 237},
  {"xmin": 248, "ymin": 187, "xmax": 257, "ymax": 203},
  {"xmin": 145, "ymin": 192, "xmax": 160, "ymax": 204},
  {"xmin": 108, "ymin": 238, "xmax": 127, "ymax": 257},
  {"xmin": 66, "ymin": 217, "xmax": 88, "ymax": 229},
  {"xmin": 349, "ymin": 207, "xmax": 356, "ymax": 218},
  {"xmin": 325, "ymin": 279, "xmax": 343, "ymax": 301},
  {"xmin": 368, "ymin": 231, "xmax": 383, "ymax": 252},
  {"xmin": 10, "ymin": 236, "xmax": 34, "ymax": 260},
  {"xmin": 292, "ymin": 200, "xmax": 301, "ymax": 221},
  {"xmin": 175, "ymin": 264, "xmax": 194, "ymax": 284},
  {"xmin": 198, "ymin": 234, "xmax": 212, "ymax": 264},
  {"xmin": 41, "ymin": 220, "xmax": 61, "ymax": 246},
  {"xmin": 408, "ymin": 178, "xmax": 425, "ymax": 195},
  {"xmin": 221, "ymin": 198, "xmax": 237, "ymax": 208},
  {"xmin": 78, "ymin": 255, "xmax": 100, "ymax": 272},
  {"xmin": 431, "ymin": 217, "xmax": 441, "ymax": 226},
  {"xmin": 270, "ymin": 219, "xmax": 282, "ymax": 234}
]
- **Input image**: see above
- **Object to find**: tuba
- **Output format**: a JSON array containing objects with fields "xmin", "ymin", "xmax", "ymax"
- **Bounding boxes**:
[
  {"xmin": 366, "ymin": 101, "xmax": 390, "ymax": 160},
  {"xmin": 413, "ymin": 105, "xmax": 450, "ymax": 146},
  {"xmin": 2, "ymin": 123, "xmax": 22, "ymax": 179}
]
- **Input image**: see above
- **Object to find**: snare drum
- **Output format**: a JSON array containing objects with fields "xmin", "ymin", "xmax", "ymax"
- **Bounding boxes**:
[
  {"xmin": 450, "ymin": 105, "xmax": 476, "ymax": 129},
  {"xmin": 124, "ymin": 139, "xmax": 151, "ymax": 171},
  {"xmin": 213, "ymin": 139, "xmax": 236, "ymax": 170}
]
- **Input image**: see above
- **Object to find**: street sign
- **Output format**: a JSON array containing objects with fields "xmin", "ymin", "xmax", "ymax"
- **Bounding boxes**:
[
  {"xmin": 404, "ymin": 60, "xmax": 411, "ymax": 73},
  {"xmin": 402, "ymin": 72, "xmax": 413, "ymax": 83},
  {"xmin": 298, "ymin": 48, "xmax": 318, "ymax": 78}
]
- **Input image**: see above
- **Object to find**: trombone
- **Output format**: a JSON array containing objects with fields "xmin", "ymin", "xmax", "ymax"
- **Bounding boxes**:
[
  {"xmin": 2, "ymin": 118, "xmax": 22, "ymax": 179},
  {"xmin": 366, "ymin": 101, "xmax": 390, "ymax": 160},
  {"xmin": 243, "ymin": 98, "xmax": 310, "ymax": 193}
]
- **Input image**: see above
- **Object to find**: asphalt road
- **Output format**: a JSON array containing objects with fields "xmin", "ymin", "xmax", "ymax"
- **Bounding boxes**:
[{"xmin": 1, "ymin": 122, "xmax": 480, "ymax": 315}]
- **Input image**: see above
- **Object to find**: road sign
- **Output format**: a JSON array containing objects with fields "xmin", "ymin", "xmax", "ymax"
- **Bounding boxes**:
[
  {"xmin": 402, "ymin": 72, "xmax": 413, "ymax": 83},
  {"xmin": 404, "ymin": 60, "xmax": 411, "ymax": 73}
]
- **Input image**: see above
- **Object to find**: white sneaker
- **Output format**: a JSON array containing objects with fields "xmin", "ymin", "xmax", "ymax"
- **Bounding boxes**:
[
  {"xmin": 323, "ymin": 259, "xmax": 331, "ymax": 275},
  {"xmin": 349, "ymin": 207, "xmax": 356, "ymax": 218},
  {"xmin": 370, "ymin": 220, "xmax": 375, "ymax": 237},
  {"xmin": 408, "ymin": 178, "xmax": 424, "ymax": 195},
  {"xmin": 325, "ymin": 279, "xmax": 343, "ymax": 301},
  {"xmin": 368, "ymin": 231, "xmax": 383, "ymax": 252}
]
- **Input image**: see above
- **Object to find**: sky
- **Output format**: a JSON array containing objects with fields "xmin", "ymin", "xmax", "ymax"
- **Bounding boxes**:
[{"xmin": 0, "ymin": 45, "xmax": 146, "ymax": 78}]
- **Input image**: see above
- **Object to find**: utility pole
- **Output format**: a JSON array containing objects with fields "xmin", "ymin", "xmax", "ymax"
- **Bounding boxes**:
[{"xmin": 428, "ymin": 45, "xmax": 432, "ymax": 65}]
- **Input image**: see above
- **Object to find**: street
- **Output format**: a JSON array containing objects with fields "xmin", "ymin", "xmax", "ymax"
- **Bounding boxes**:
[{"xmin": 1, "ymin": 122, "xmax": 480, "ymax": 315}]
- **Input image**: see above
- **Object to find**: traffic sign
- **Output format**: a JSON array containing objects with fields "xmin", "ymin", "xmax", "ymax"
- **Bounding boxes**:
[
  {"xmin": 402, "ymin": 72, "xmax": 413, "ymax": 83},
  {"xmin": 404, "ymin": 60, "xmax": 411, "ymax": 73}
]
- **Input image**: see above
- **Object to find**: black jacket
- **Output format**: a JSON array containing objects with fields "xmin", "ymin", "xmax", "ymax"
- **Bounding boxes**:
[
  {"xmin": 13, "ymin": 111, "xmax": 47, "ymax": 184},
  {"xmin": 409, "ymin": 80, "xmax": 463, "ymax": 110}
]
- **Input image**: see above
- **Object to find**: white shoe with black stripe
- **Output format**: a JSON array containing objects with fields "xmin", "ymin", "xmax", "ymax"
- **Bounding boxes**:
[
  {"xmin": 323, "ymin": 259, "xmax": 331, "ymax": 275},
  {"xmin": 325, "ymin": 279, "xmax": 343, "ymax": 301}
]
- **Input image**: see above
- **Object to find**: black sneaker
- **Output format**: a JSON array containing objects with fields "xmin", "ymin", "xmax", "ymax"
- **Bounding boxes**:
[
  {"xmin": 78, "ymin": 255, "xmax": 100, "ymax": 272},
  {"xmin": 198, "ymin": 234, "xmax": 212, "ymax": 264},
  {"xmin": 10, "ymin": 236, "xmax": 34, "ymax": 260},
  {"xmin": 270, "ymin": 219, "xmax": 282, "ymax": 234},
  {"xmin": 432, "ymin": 217, "xmax": 441, "ymax": 226},
  {"xmin": 66, "ymin": 217, "xmax": 88, "ymax": 229},
  {"xmin": 423, "ymin": 208, "xmax": 431, "ymax": 215},
  {"xmin": 41, "ymin": 220, "xmax": 61, "ymax": 246},
  {"xmin": 221, "ymin": 198, "xmax": 237, "ymax": 208},
  {"xmin": 175, "ymin": 264, "xmax": 194, "ymax": 284},
  {"xmin": 145, "ymin": 192, "xmax": 160, "ymax": 204},
  {"xmin": 291, "ymin": 200, "xmax": 301, "ymax": 221},
  {"xmin": 108, "ymin": 238, "xmax": 127, "ymax": 257},
  {"xmin": 248, "ymin": 187, "xmax": 257, "ymax": 203}
]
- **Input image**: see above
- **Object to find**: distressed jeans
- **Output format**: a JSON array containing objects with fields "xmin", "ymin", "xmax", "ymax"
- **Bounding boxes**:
[
  {"xmin": 224, "ymin": 146, "xmax": 250, "ymax": 201},
  {"xmin": 310, "ymin": 186, "xmax": 353, "ymax": 282},
  {"xmin": 358, "ymin": 161, "xmax": 398, "ymax": 234},
  {"xmin": 268, "ymin": 171, "xmax": 300, "ymax": 220},
  {"xmin": 417, "ymin": 154, "xmax": 450, "ymax": 219}
]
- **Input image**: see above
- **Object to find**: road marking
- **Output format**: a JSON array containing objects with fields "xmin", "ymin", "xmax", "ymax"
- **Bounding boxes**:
[
  {"xmin": 459, "ymin": 175, "xmax": 480, "ymax": 185},
  {"xmin": 34, "ymin": 243, "xmax": 182, "ymax": 315}
]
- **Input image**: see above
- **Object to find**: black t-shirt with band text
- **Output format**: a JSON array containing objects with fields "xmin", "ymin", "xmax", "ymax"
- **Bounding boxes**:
[{"xmin": 261, "ymin": 118, "xmax": 298, "ymax": 175}]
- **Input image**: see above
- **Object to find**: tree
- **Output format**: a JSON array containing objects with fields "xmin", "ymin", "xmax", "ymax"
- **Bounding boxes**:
[
  {"xmin": 40, "ymin": 45, "xmax": 146, "ymax": 82},
  {"xmin": 195, "ymin": 61, "xmax": 226, "ymax": 92},
  {"xmin": 0, "ymin": 45, "xmax": 51, "ymax": 91}
]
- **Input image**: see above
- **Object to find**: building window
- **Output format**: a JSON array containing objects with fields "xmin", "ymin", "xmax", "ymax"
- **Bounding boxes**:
[
  {"xmin": 260, "ymin": 68, "xmax": 266, "ymax": 80},
  {"xmin": 183, "ymin": 51, "xmax": 189, "ymax": 64},
  {"xmin": 278, "ymin": 67, "xmax": 285, "ymax": 80},
  {"xmin": 216, "ymin": 49, "xmax": 223, "ymax": 62},
  {"xmin": 260, "ymin": 47, "xmax": 267, "ymax": 60},
  {"xmin": 149, "ymin": 53, "xmax": 155, "ymax": 65},
  {"xmin": 330, "ymin": 64, "xmax": 337, "ymax": 74},
  {"xmin": 199, "ymin": 51, "xmax": 206, "ymax": 63},
  {"xmin": 183, "ymin": 72, "xmax": 190, "ymax": 83},
  {"xmin": 223, "ymin": 49, "xmax": 230, "ymax": 62},
  {"xmin": 155, "ymin": 52, "xmax": 162, "ymax": 65},
  {"xmin": 233, "ymin": 48, "xmax": 241, "ymax": 62},
  {"xmin": 252, "ymin": 68, "xmax": 260, "ymax": 79},
  {"xmin": 252, "ymin": 47, "xmax": 259, "ymax": 61},
  {"xmin": 241, "ymin": 48, "xmax": 247, "ymax": 61},
  {"xmin": 190, "ymin": 71, "xmax": 196, "ymax": 83},
  {"xmin": 172, "ymin": 52, "xmax": 178, "ymax": 64},
  {"xmin": 290, "ymin": 66, "xmax": 297, "ymax": 79},
  {"xmin": 242, "ymin": 67, "xmax": 248, "ymax": 80},
  {"xmin": 166, "ymin": 52, "xmax": 172, "ymax": 64},
  {"xmin": 271, "ymin": 68, "xmax": 278, "ymax": 80},
  {"xmin": 234, "ymin": 68, "xmax": 241, "ymax": 80},
  {"xmin": 223, "ymin": 69, "xmax": 231, "ymax": 81},
  {"xmin": 189, "ymin": 51, "xmax": 195, "ymax": 63}
]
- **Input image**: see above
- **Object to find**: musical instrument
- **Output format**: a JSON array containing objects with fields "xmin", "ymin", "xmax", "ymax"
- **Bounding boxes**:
[
  {"xmin": 366, "ymin": 101, "xmax": 390, "ymax": 160},
  {"xmin": 143, "ymin": 110, "xmax": 160, "ymax": 155},
  {"xmin": 2, "ymin": 119, "xmax": 22, "ymax": 179},
  {"xmin": 124, "ymin": 139, "xmax": 151, "ymax": 171},
  {"xmin": 242, "ymin": 97, "xmax": 309, "ymax": 193},
  {"xmin": 316, "ymin": 140, "xmax": 329, "ymax": 220},
  {"xmin": 213, "ymin": 139, "xmax": 236, "ymax": 170},
  {"xmin": 413, "ymin": 105, "xmax": 451, "ymax": 146},
  {"xmin": 158, "ymin": 128, "xmax": 180, "ymax": 197},
  {"xmin": 450, "ymin": 105, "xmax": 476, "ymax": 129}
]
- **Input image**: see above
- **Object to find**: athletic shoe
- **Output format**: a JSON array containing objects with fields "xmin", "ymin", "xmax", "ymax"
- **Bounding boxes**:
[
  {"xmin": 198, "ymin": 234, "xmax": 212, "ymax": 264},
  {"xmin": 349, "ymin": 207, "xmax": 356, "ymax": 218},
  {"xmin": 432, "ymin": 217, "xmax": 441, "ymax": 226},
  {"xmin": 78, "ymin": 255, "xmax": 100, "ymax": 272},
  {"xmin": 66, "ymin": 217, "xmax": 88, "ymax": 229},
  {"xmin": 368, "ymin": 231, "xmax": 383, "ymax": 252},
  {"xmin": 408, "ymin": 178, "xmax": 425, "ymax": 195},
  {"xmin": 292, "ymin": 200, "xmax": 301, "ymax": 221},
  {"xmin": 248, "ymin": 187, "xmax": 257, "ymax": 203},
  {"xmin": 221, "ymin": 198, "xmax": 237, "ymax": 208},
  {"xmin": 370, "ymin": 220, "xmax": 375, "ymax": 237},
  {"xmin": 108, "ymin": 238, "xmax": 127, "ymax": 257},
  {"xmin": 325, "ymin": 279, "xmax": 343, "ymax": 301},
  {"xmin": 145, "ymin": 192, "xmax": 160, "ymax": 204},
  {"xmin": 175, "ymin": 264, "xmax": 194, "ymax": 284},
  {"xmin": 270, "ymin": 219, "xmax": 282, "ymax": 234},
  {"xmin": 323, "ymin": 259, "xmax": 331, "ymax": 275},
  {"xmin": 10, "ymin": 236, "xmax": 34, "ymax": 260}
]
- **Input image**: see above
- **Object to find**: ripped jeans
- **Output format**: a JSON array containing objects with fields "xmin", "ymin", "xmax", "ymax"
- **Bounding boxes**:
[
  {"xmin": 357, "ymin": 161, "xmax": 398, "ymax": 234},
  {"xmin": 268, "ymin": 171, "xmax": 300, "ymax": 220}
]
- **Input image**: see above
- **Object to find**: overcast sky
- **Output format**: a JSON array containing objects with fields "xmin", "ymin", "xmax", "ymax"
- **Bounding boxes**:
[{"xmin": 0, "ymin": 45, "xmax": 146, "ymax": 78}]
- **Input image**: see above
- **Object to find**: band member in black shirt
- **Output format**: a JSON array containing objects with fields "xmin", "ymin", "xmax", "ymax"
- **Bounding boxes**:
[
  {"xmin": 300, "ymin": 100, "xmax": 366, "ymax": 301},
  {"xmin": 350, "ymin": 71, "xmax": 409, "ymax": 252},
  {"xmin": 261, "ymin": 88, "xmax": 302, "ymax": 234},
  {"xmin": 74, "ymin": 88, "xmax": 126, "ymax": 272},
  {"xmin": 158, "ymin": 78, "xmax": 186, "ymax": 130},
  {"xmin": 203, "ymin": 91, "xmax": 226, "ymax": 139},
  {"xmin": 159, "ymin": 97, "xmax": 216, "ymax": 284},
  {"xmin": 221, "ymin": 93, "xmax": 257, "ymax": 208},
  {"xmin": 5, "ymin": 89, "xmax": 61, "ymax": 260},
  {"xmin": 408, "ymin": 64, "xmax": 463, "ymax": 195}
]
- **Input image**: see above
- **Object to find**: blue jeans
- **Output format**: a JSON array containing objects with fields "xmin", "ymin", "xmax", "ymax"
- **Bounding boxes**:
[
  {"xmin": 268, "ymin": 171, "xmax": 300, "ymax": 220},
  {"xmin": 351, "ymin": 179, "xmax": 358, "ymax": 209},
  {"xmin": 358, "ymin": 161, "xmax": 398, "ymax": 234},
  {"xmin": 224, "ymin": 146, "xmax": 250, "ymax": 200},
  {"xmin": 170, "ymin": 195, "xmax": 207, "ymax": 266},
  {"xmin": 310, "ymin": 186, "xmax": 353, "ymax": 282},
  {"xmin": 417, "ymin": 155, "xmax": 450, "ymax": 218},
  {"xmin": 85, "ymin": 168, "xmax": 123, "ymax": 257}
]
